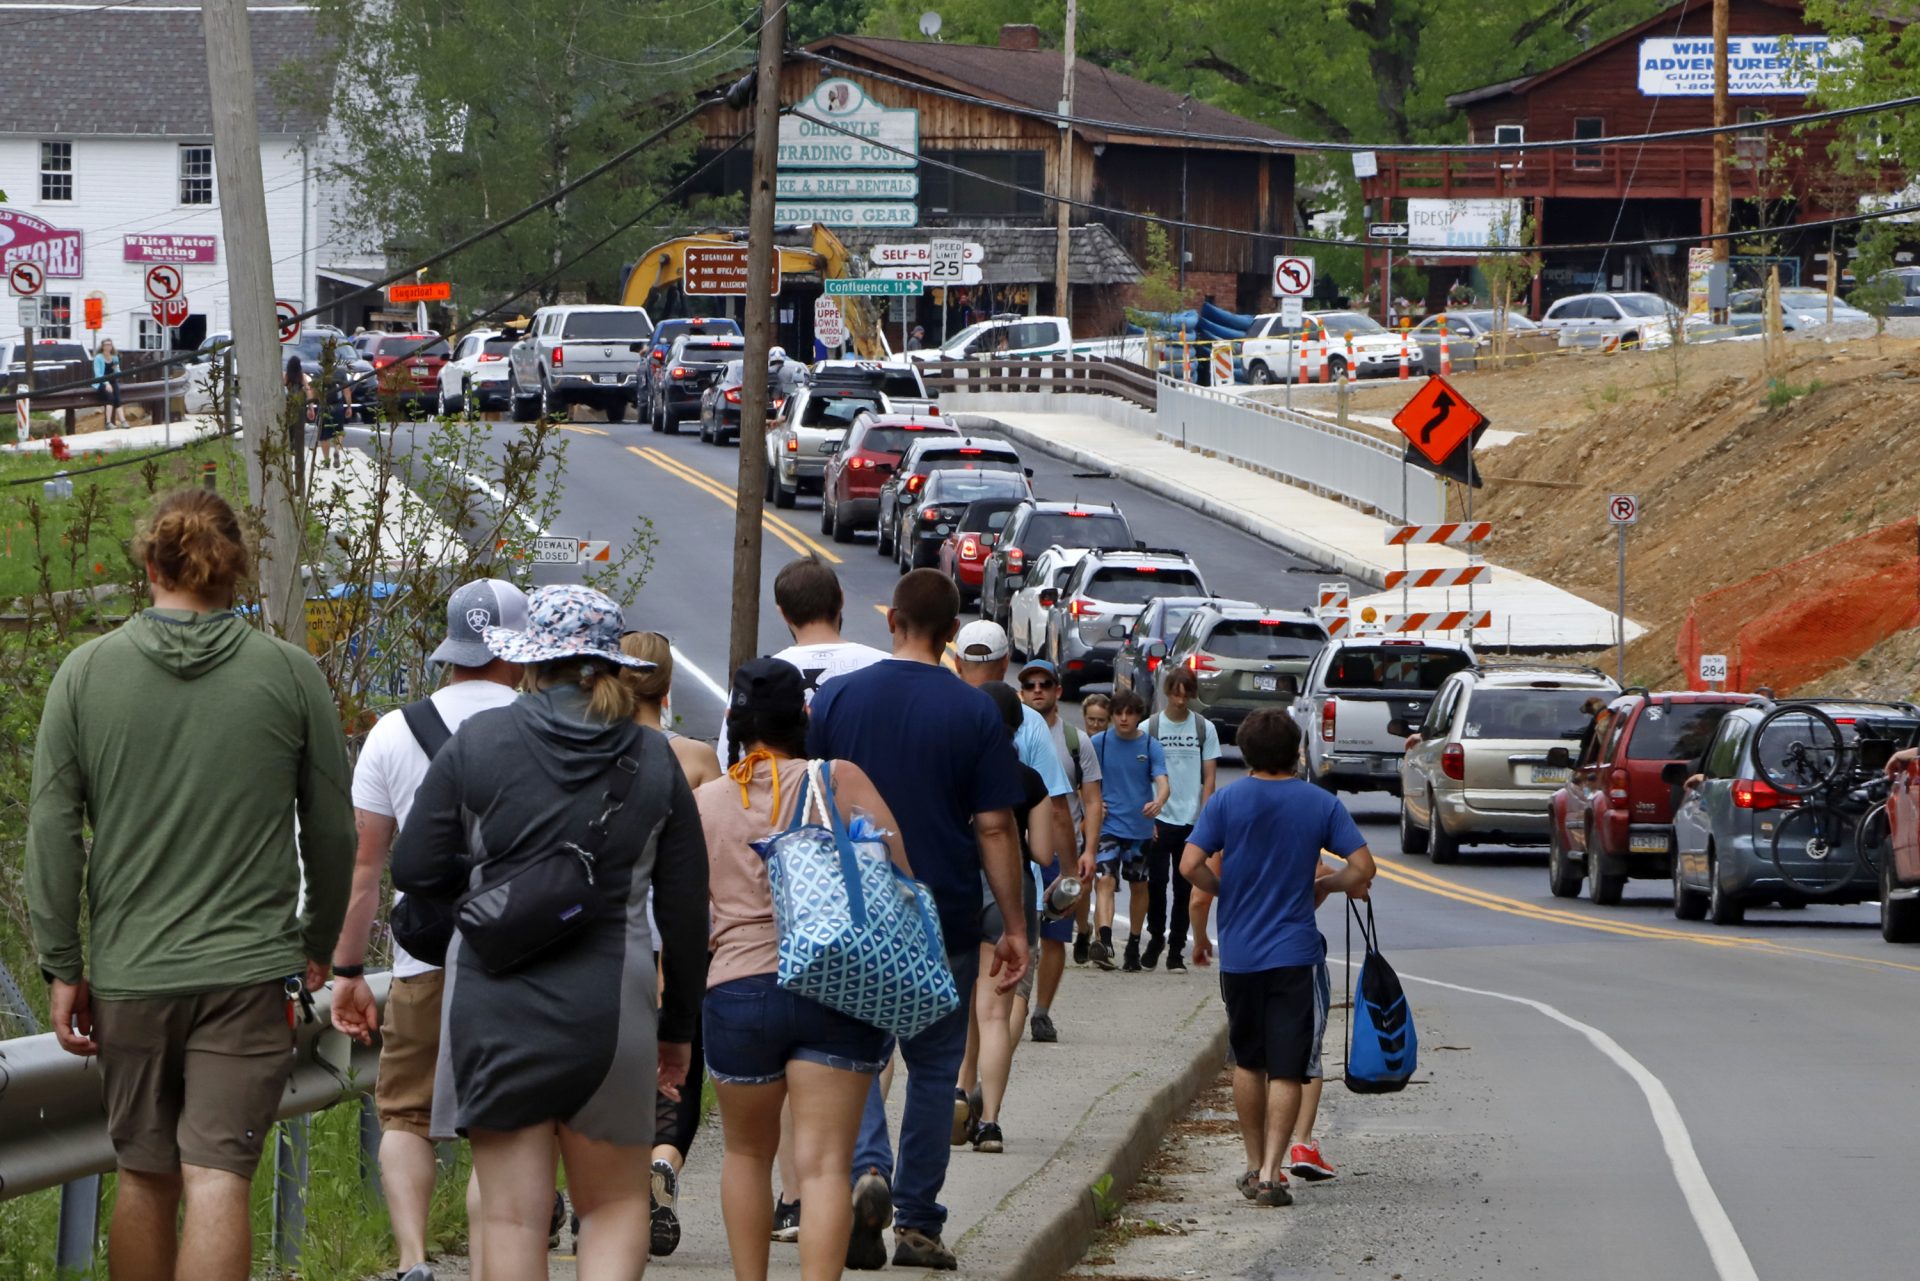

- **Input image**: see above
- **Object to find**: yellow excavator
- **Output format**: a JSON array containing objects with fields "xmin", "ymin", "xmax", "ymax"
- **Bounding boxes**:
[{"xmin": 620, "ymin": 224, "xmax": 889, "ymax": 358}]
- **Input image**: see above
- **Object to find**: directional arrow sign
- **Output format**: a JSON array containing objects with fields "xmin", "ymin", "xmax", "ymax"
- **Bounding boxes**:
[
  {"xmin": 1391, "ymin": 374, "xmax": 1488, "ymax": 467},
  {"xmin": 1369, "ymin": 222, "xmax": 1410, "ymax": 239}
]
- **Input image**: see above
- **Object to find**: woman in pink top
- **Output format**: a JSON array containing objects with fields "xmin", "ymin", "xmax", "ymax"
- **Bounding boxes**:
[{"xmin": 695, "ymin": 656, "xmax": 908, "ymax": 1281}]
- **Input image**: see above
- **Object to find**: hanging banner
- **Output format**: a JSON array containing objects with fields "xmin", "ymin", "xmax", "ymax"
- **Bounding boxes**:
[{"xmin": 1637, "ymin": 35, "xmax": 1853, "ymax": 96}]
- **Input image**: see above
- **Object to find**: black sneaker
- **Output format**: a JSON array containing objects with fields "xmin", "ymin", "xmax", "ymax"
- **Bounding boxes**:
[
  {"xmin": 893, "ymin": 1227, "xmax": 958, "ymax": 1270},
  {"xmin": 847, "ymin": 1171, "xmax": 893, "ymax": 1271},
  {"xmin": 1142, "ymin": 935, "xmax": 1164, "ymax": 970},
  {"xmin": 1030, "ymin": 1011, "xmax": 1058, "ymax": 1042},
  {"xmin": 1089, "ymin": 938, "xmax": 1116, "ymax": 970},
  {"xmin": 950, "ymin": 1086, "xmax": 971, "ymax": 1146},
  {"xmin": 549, "ymin": 1190, "xmax": 567, "ymax": 1249},
  {"xmin": 1073, "ymin": 932, "xmax": 1091, "ymax": 965},
  {"xmin": 649, "ymin": 1158, "xmax": 681, "ymax": 1257},
  {"xmin": 972, "ymin": 1121, "xmax": 1004, "ymax": 1153},
  {"xmin": 771, "ymin": 1196, "xmax": 801, "ymax": 1243},
  {"xmin": 1165, "ymin": 950, "xmax": 1187, "ymax": 973},
  {"xmin": 1123, "ymin": 940, "xmax": 1142, "ymax": 972}
]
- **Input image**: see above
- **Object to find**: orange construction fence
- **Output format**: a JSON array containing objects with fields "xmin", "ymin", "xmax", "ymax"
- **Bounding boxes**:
[{"xmin": 1677, "ymin": 517, "xmax": 1920, "ymax": 694}]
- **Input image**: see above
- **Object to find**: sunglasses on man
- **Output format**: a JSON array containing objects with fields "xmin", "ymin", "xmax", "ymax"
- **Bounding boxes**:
[{"xmin": 1019, "ymin": 678, "xmax": 1056, "ymax": 692}]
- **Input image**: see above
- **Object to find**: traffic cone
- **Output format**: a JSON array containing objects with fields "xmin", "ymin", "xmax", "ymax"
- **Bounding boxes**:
[
  {"xmin": 1344, "ymin": 332, "xmax": 1355, "ymax": 387},
  {"xmin": 1398, "ymin": 317, "xmax": 1410, "ymax": 381},
  {"xmin": 1439, "ymin": 316, "xmax": 1452, "ymax": 377}
]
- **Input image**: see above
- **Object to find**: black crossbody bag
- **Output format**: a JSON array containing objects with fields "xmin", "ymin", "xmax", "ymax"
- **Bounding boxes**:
[
  {"xmin": 454, "ymin": 752, "xmax": 640, "ymax": 975},
  {"xmin": 388, "ymin": 699, "xmax": 458, "ymax": 965}
]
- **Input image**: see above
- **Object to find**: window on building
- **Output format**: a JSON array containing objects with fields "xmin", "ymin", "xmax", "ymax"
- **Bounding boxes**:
[
  {"xmin": 1573, "ymin": 117, "xmax": 1604, "ymax": 170},
  {"xmin": 1493, "ymin": 124, "xmax": 1524, "ymax": 170},
  {"xmin": 40, "ymin": 141, "xmax": 73, "ymax": 202},
  {"xmin": 920, "ymin": 150, "xmax": 1045, "ymax": 220},
  {"xmin": 40, "ymin": 294, "xmax": 73, "ymax": 339},
  {"xmin": 1735, "ymin": 108, "xmax": 1768, "ymax": 168},
  {"xmin": 179, "ymin": 145, "xmax": 215, "ymax": 205},
  {"xmin": 136, "ymin": 317, "xmax": 167, "ymax": 351}
]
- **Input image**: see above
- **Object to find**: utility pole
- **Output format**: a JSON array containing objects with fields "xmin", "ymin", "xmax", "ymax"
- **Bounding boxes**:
[
  {"xmin": 1710, "ymin": 0, "xmax": 1731, "ymax": 321},
  {"xmin": 1053, "ymin": 0, "xmax": 1077, "ymax": 324},
  {"xmin": 729, "ymin": 0, "xmax": 786, "ymax": 679},
  {"xmin": 1178, "ymin": 95, "xmax": 1192, "ymax": 292},
  {"xmin": 201, "ymin": 0, "xmax": 303, "ymax": 643}
]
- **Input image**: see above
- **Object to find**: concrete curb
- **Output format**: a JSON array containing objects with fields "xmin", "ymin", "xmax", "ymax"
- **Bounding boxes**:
[
  {"xmin": 986, "ymin": 416, "xmax": 1388, "ymax": 587},
  {"xmin": 954, "ymin": 999, "xmax": 1229, "ymax": 1281}
]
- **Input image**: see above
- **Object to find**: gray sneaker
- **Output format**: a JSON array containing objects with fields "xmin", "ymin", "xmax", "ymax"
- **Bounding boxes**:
[
  {"xmin": 399, "ymin": 1267, "xmax": 435, "ymax": 1281},
  {"xmin": 893, "ymin": 1226, "xmax": 958, "ymax": 1270},
  {"xmin": 1029, "ymin": 1011, "xmax": 1058, "ymax": 1042}
]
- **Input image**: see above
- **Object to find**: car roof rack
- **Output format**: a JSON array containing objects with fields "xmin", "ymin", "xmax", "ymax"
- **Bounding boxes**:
[
  {"xmin": 1107, "ymin": 546, "xmax": 1191, "ymax": 559},
  {"xmin": 1473, "ymin": 661, "xmax": 1613, "ymax": 679},
  {"xmin": 1766, "ymin": 695, "xmax": 1920, "ymax": 713}
]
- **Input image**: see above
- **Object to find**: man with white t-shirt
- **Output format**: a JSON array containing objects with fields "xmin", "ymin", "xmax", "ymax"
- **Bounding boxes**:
[{"xmin": 330, "ymin": 579, "xmax": 527, "ymax": 1281}]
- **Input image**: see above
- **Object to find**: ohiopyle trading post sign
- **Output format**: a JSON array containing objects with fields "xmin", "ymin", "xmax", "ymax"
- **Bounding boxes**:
[{"xmin": 777, "ymin": 77, "xmax": 920, "ymax": 228}]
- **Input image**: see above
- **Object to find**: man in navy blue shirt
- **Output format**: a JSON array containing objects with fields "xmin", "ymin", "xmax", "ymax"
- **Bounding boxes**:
[
  {"xmin": 809, "ymin": 568, "xmax": 1028, "ymax": 1271},
  {"xmin": 1180, "ymin": 707, "xmax": 1374, "ymax": 1209}
]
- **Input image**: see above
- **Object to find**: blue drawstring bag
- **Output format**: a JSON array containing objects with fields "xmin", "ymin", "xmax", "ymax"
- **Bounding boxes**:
[
  {"xmin": 1345, "ymin": 900, "xmax": 1417, "ymax": 1093},
  {"xmin": 757, "ymin": 762, "xmax": 958, "ymax": 1040}
]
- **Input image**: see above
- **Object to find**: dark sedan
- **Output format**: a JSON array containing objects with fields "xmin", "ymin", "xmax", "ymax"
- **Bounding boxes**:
[
  {"xmin": 895, "ymin": 468, "xmax": 1031, "ymax": 572},
  {"xmin": 698, "ymin": 358, "xmax": 789, "ymax": 446}
]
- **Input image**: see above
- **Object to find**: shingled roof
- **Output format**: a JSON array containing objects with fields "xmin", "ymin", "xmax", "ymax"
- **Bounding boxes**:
[
  {"xmin": 812, "ymin": 34, "xmax": 1297, "ymax": 154},
  {"xmin": 0, "ymin": 2, "xmax": 329, "ymax": 136},
  {"xmin": 828, "ymin": 223, "xmax": 1142, "ymax": 286}
]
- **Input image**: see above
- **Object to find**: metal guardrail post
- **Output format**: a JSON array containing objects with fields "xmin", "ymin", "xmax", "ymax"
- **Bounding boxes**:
[
  {"xmin": 273, "ymin": 1116, "xmax": 311, "ymax": 1269},
  {"xmin": 359, "ymin": 1095, "xmax": 384, "ymax": 1205},
  {"xmin": 55, "ymin": 1176, "xmax": 99, "ymax": 1276}
]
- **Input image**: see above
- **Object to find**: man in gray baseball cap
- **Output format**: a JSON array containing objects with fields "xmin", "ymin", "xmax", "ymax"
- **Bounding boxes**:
[{"xmin": 330, "ymin": 576, "xmax": 531, "ymax": 1281}]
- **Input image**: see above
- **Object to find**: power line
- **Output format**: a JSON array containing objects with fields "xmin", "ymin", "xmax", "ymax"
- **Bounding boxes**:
[
  {"xmin": 0, "ymin": 0, "xmax": 175, "ymax": 32},
  {"xmin": 794, "ymin": 48, "xmax": 1920, "ymax": 156},
  {"xmin": 577, "ymin": 0, "xmax": 783, "ymax": 70},
  {"xmin": 785, "ymin": 103, "xmax": 1920, "ymax": 256}
]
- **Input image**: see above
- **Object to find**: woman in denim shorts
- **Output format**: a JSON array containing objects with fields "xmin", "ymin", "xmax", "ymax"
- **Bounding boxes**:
[{"xmin": 694, "ymin": 656, "xmax": 911, "ymax": 1281}]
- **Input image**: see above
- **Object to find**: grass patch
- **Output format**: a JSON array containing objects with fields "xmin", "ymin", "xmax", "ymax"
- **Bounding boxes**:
[
  {"xmin": 1763, "ymin": 378, "xmax": 1825, "ymax": 410},
  {"xmin": 0, "ymin": 440, "xmax": 249, "ymax": 602}
]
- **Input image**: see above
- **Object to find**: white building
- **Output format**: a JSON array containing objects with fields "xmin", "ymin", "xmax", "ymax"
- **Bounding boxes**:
[{"xmin": 0, "ymin": 1, "xmax": 377, "ymax": 356}]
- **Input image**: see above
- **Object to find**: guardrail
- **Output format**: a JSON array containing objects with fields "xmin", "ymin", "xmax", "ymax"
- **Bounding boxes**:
[
  {"xmin": 1158, "ymin": 376, "xmax": 1444, "ymax": 525},
  {"xmin": 919, "ymin": 355, "xmax": 1159, "ymax": 410},
  {"xmin": 0, "ymin": 973, "xmax": 388, "ymax": 1272}
]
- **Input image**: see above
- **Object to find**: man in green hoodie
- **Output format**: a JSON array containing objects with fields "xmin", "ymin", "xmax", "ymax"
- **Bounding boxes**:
[{"xmin": 27, "ymin": 489, "xmax": 355, "ymax": 1281}]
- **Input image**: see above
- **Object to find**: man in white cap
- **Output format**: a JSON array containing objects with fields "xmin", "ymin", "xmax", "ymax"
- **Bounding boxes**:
[{"xmin": 331, "ymin": 578, "xmax": 529, "ymax": 1281}]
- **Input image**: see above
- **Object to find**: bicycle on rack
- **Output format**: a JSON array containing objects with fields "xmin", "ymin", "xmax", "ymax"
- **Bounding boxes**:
[{"xmin": 1751, "ymin": 702, "xmax": 1917, "ymax": 898}]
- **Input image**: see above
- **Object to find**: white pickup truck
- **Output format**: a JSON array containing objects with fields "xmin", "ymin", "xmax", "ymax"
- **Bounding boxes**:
[
  {"xmin": 1290, "ymin": 637, "xmax": 1477, "ymax": 795},
  {"xmin": 906, "ymin": 314, "xmax": 1145, "ymax": 364},
  {"xmin": 507, "ymin": 304, "xmax": 653, "ymax": 422}
]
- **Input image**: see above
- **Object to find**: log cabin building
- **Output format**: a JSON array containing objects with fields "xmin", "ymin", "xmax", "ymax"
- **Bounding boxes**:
[{"xmin": 682, "ymin": 26, "xmax": 1299, "ymax": 338}]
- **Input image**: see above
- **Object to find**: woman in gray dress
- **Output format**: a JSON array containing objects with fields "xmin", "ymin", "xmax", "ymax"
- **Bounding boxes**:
[{"xmin": 393, "ymin": 585, "xmax": 709, "ymax": 1279}]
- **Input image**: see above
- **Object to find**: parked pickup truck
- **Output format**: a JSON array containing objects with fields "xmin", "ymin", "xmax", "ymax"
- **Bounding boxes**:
[
  {"xmin": 508, "ymin": 304, "xmax": 653, "ymax": 422},
  {"xmin": 905, "ymin": 314, "xmax": 1146, "ymax": 364},
  {"xmin": 1291, "ymin": 637, "xmax": 1477, "ymax": 795}
]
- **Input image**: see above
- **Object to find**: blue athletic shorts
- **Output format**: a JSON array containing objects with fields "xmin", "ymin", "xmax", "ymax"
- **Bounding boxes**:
[{"xmin": 1097, "ymin": 836, "xmax": 1150, "ymax": 883}]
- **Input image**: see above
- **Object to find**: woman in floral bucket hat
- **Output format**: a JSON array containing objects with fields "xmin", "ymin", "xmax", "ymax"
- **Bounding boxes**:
[{"xmin": 394, "ymin": 585, "xmax": 710, "ymax": 1278}]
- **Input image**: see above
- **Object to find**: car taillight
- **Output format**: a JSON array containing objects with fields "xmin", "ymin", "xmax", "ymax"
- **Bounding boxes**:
[
  {"xmin": 848, "ymin": 457, "xmax": 871, "ymax": 471},
  {"xmin": 1732, "ymin": 779, "xmax": 1791, "ymax": 810},
  {"xmin": 959, "ymin": 447, "xmax": 983, "ymax": 454},
  {"xmin": 906, "ymin": 474, "xmax": 926, "ymax": 493},
  {"xmin": 1321, "ymin": 698, "xmax": 1337, "ymax": 743},
  {"xmin": 786, "ymin": 437, "xmax": 798, "ymax": 451},
  {"xmin": 1186, "ymin": 652, "xmax": 1217, "ymax": 673},
  {"xmin": 652, "ymin": 351, "xmax": 666, "ymax": 364},
  {"xmin": 1608, "ymin": 767, "xmax": 1629, "ymax": 801},
  {"xmin": 477, "ymin": 353, "xmax": 504, "ymax": 362},
  {"xmin": 960, "ymin": 535, "xmax": 980, "ymax": 558},
  {"xmin": 1147, "ymin": 655, "xmax": 1162, "ymax": 673},
  {"xmin": 1442, "ymin": 743, "xmax": 1465, "ymax": 780},
  {"xmin": 552, "ymin": 347, "xmax": 563, "ymax": 367},
  {"xmin": 921, "ymin": 507, "xmax": 940, "ymax": 523},
  {"xmin": 670, "ymin": 366, "xmax": 691, "ymax": 379},
  {"xmin": 373, "ymin": 355, "xmax": 395, "ymax": 368},
  {"xmin": 1070, "ymin": 598, "xmax": 1102, "ymax": 621},
  {"xmin": 1006, "ymin": 546, "xmax": 1024, "ymax": 572}
]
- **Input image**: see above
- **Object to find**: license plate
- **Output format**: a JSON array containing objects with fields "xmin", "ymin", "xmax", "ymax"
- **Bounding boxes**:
[
  {"xmin": 1532, "ymin": 765, "xmax": 1571, "ymax": 785},
  {"xmin": 410, "ymin": 362, "xmax": 429, "ymax": 372},
  {"xmin": 1629, "ymin": 832, "xmax": 1670, "ymax": 853},
  {"xmin": 597, "ymin": 374, "xmax": 616, "ymax": 384},
  {"xmin": 1253, "ymin": 675, "xmax": 1278, "ymax": 692},
  {"xmin": 1373, "ymin": 756, "xmax": 1398, "ymax": 773}
]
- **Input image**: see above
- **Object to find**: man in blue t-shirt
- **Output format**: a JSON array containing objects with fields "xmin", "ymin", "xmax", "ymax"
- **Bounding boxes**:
[
  {"xmin": 809, "ymin": 569, "xmax": 1028, "ymax": 1271},
  {"xmin": 1180, "ymin": 707, "xmax": 1374, "ymax": 1209},
  {"xmin": 1090, "ymin": 689, "xmax": 1168, "ymax": 972}
]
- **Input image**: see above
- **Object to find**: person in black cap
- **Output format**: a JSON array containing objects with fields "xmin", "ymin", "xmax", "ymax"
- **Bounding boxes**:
[{"xmin": 694, "ymin": 657, "xmax": 913, "ymax": 1281}]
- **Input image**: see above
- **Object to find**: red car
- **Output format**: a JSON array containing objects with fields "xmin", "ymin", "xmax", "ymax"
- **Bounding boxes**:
[
  {"xmin": 1548, "ymin": 691, "xmax": 1761, "ymax": 904},
  {"xmin": 355, "ymin": 332, "xmax": 449, "ymax": 410},
  {"xmin": 820, "ymin": 412, "xmax": 960, "ymax": 544},
  {"xmin": 938, "ymin": 497, "xmax": 1024, "ymax": 605}
]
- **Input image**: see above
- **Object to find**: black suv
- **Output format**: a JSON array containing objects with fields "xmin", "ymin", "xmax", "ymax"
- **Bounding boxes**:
[
  {"xmin": 979, "ymin": 500, "xmax": 1135, "ymax": 627},
  {"xmin": 874, "ymin": 435, "xmax": 1025, "ymax": 557}
]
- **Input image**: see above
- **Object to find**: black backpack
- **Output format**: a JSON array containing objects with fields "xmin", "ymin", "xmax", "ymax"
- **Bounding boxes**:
[{"xmin": 387, "ymin": 699, "xmax": 457, "ymax": 966}]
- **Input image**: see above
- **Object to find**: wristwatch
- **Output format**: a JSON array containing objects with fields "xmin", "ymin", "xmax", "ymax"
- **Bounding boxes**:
[{"xmin": 332, "ymin": 964, "xmax": 366, "ymax": 979}]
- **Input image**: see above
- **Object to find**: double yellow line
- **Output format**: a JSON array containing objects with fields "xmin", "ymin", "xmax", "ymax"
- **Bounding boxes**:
[
  {"xmin": 627, "ymin": 446, "xmax": 841, "ymax": 564},
  {"xmin": 1371, "ymin": 852, "xmax": 1920, "ymax": 977}
]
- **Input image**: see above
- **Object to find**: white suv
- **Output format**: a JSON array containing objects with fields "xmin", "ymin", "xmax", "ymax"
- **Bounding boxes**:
[{"xmin": 1539, "ymin": 292, "xmax": 1678, "ymax": 350}]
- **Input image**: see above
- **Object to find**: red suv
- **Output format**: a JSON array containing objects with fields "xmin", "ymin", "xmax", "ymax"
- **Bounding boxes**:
[
  {"xmin": 1548, "ymin": 691, "xmax": 1761, "ymax": 904},
  {"xmin": 356, "ymin": 332, "xmax": 449, "ymax": 411},
  {"xmin": 821, "ymin": 412, "xmax": 959, "ymax": 544}
]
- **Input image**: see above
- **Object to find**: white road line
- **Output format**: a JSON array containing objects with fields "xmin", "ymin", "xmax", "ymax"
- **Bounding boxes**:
[
  {"xmin": 670, "ymin": 645, "xmax": 728, "ymax": 705},
  {"xmin": 1348, "ymin": 962, "xmax": 1760, "ymax": 1281},
  {"xmin": 463, "ymin": 470, "xmax": 544, "ymax": 537}
]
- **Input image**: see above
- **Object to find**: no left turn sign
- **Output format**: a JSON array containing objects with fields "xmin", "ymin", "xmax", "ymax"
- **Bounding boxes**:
[
  {"xmin": 8, "ymin": 262, "xmax": 45, "ymax": 297},
  {"xmin": 1272, "ymin": 255, "xmax": 1314, "ymax": 298},
  {"xmin": 1608, "ymin": 493, "xmax": 1640, "ymax": 525},
  {"xmin": 277, "ymin": 299, "xmax": 301, "ymax": 343},
  {"xmin": 144, "ymin": 264, "xmax": 184, "ymax": 303}
]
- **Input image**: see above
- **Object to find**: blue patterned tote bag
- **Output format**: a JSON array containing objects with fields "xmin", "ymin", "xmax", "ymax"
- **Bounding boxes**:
[{"xmin": 758, "ymin": 761, "xmax": 959, "ymax": 1040}]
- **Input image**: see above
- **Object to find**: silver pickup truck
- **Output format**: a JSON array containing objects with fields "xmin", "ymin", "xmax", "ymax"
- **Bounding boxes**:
[
  {"xmin": 1291, "ymin": 637, "xmax": 1476, "ymax": 795},
  {"xmin": 508, "ymin": 304, "xmax": 653, "ymax": 423}
]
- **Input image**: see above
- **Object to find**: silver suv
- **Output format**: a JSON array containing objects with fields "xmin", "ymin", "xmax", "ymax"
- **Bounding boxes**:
[
  {"xmin": 1397, "ymin": 663, "xmax": 1620, "ymax": 863},
  {"xmin": 1538, "ymin": 292, "xmax": 1678, "ymax": 351},
  {"xmin": 1038, "ymin": 548, "xmax": 1208, "ymax": 696},
  {"xmin": 508, "ymin": 304, "xmax": 653, "ymax": 422}
]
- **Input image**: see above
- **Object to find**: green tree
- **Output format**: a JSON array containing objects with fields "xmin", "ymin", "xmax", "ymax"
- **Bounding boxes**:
[{"xmin": 294, "ymin": 0, "xmax": 743, "ymax": 305}]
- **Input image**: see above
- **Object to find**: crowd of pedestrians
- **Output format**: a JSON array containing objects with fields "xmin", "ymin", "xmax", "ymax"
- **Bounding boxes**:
[{"xmin": 24, "ymin": 497, "xmax": 1375, "ymax": 1280}]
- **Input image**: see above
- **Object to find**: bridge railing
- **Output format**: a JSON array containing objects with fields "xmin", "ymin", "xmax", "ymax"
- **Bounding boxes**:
[{"xmin": 919, "ymin": 355, "xmax": 1159, "ymax": 410}]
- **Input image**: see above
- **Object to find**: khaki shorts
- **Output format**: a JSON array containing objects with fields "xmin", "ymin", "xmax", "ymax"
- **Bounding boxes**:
[
  {"xmin": 94, "ymin": 980, "xmax": 293, "ymax": 1178},
  {"xmin": 376, "ymin": 970, "xmax": 443, "ymax": 1139}
]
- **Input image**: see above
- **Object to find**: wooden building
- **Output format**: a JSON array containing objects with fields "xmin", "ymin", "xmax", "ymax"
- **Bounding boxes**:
[
  {"xmin": 686, "ymin": 26, "xmax": 1298, "ymax": 333},
  {"xmin": 1364, "ymin": 0, "xmax": 1895, "ymax": 312}
]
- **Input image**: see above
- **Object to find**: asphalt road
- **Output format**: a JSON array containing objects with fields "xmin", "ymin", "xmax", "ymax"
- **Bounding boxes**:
[{"xmin": 381, "ymin": 410, "xmax": 1920, "ymax": 1280}]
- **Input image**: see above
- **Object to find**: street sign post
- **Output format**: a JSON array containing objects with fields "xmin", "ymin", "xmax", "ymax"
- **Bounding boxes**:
[
  {"xmin": 928, "ymin": 236, "xmax": 965, "ymax": 284},
  {"xmin": 8, "ymin": 262, "xmax": 45, "ymax": 297},
  {"xmin": 823, "ymin": 278, "xmax": 923, "ymax": 296},
  {"xmin": 1272, "ymin": 255, "xmax": 1314, "ymax": 298},
  {"xmin": 1699, "ymin": 654, "xmax": 1728, "ymax": 688},
  {"xmin": 813, "ymin": 296, "xmax": 847, "ymax": 350},
  {"xmin": 1369, "ymin": 222, "xmax": 1410, "ymax": 240},
  {"xmin": 276, "ymin": 300, "xmax": 301, "ymax": 344},
  {"xmin": 1608, "ymin": 494, "xmax": 1640, "ymax": 683},
  {"xmin": 17, "ymin": 298, "xmax": 40, "ymax": 329},
  {"xmin": 683, "ymin": 246, "xmax": 779, "ymax": 297},
  {"xmin": 388, "ymin": 281, "xmax": 452, "ymax": 304},
  {"xmin": 143, "ymin": 264, "xmax": 185, "ymax": 304},
  {"xmin": 532, "ymin": 536, "xmax": 583, "ymax": 564},
  {"xmin": 1391, "ymin": 374, "xmax": 1488, "ymax": 484},
  {"xmin": 151, "ymin": 296, "xmax": 190, "ymax": 328}
]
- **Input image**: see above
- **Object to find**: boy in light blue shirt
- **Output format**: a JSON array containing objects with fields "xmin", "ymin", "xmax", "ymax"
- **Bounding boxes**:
[{"xmin": 1089, "ymin": 689, "xmax": 1167, "ymax": 971}]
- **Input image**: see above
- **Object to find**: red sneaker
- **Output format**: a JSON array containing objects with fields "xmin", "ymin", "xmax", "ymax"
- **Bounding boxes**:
[{"xmin": 1288, "ymin": 1140, "xmax": 1336, "ymax": 1181}]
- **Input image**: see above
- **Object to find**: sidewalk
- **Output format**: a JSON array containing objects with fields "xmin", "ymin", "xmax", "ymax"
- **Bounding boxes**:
[
  {"xmin": 1, "ymin": 415, "xmax": 228, "ymax": 454},
  {"xmin": 965, "ymin": 404, "xmax": 1642, "ymax": 650},
  {"xmin": 420, "ymin": 958, "xmax": 1226, "ymax": 1281}
]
